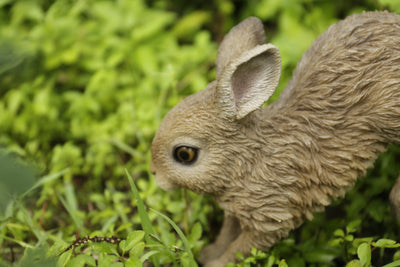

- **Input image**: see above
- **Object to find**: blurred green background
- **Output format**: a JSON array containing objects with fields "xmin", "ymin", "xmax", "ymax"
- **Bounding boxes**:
[{"xmin": 1, "ymin": 0, "xmax": 400, "ymax": 266}]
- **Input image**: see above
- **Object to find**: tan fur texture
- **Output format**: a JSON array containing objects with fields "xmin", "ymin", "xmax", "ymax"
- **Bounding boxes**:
[{"xmin": 151, "ymin": 11, "xmax": 400, "ymax": 267}]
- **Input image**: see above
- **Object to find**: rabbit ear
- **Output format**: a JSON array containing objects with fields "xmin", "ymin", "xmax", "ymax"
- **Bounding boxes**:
[
  {"xmin": 216, "ymin": 17, "xmax": 266, "ymax": 76},
  {"xmin": 217, "ymin": 43, "xmax": 281, "ymax": 120},
  {"xmin": 215, "ymin": 17, "xmax": 281, "ymax": 120}
]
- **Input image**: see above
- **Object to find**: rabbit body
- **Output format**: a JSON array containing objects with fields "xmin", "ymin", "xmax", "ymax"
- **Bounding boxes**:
[{"xmin": 151, "ymin": 11, "xmax": 400, "ymax": 266}]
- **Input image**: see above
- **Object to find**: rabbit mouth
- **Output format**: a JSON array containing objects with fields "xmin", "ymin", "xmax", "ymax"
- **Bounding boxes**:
[{"xmin": 155, "ymin": 175, "xmax": 179, "ymax": 191}]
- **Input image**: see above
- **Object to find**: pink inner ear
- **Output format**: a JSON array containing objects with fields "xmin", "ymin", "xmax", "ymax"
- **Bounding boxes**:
[
  {"xmin": 231, "ymin": 52, "xmax": 268, "ymax": 105},
  {"xmin": 217, "ymin": 44, "xmax": 280, "ymax": 119}
]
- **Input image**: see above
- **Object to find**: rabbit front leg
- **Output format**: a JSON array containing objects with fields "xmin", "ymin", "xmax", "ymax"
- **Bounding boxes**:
[
  {"xmin": 390, "ymin": 173, "xmax": 400, "ymax": 220},
  {"xmin": 199, "ymin": 212, "xmax": 241, "ymax": 264},
  {"xmin": 203, "ymin": 230, "xmax": 256, "ymax": 267}
]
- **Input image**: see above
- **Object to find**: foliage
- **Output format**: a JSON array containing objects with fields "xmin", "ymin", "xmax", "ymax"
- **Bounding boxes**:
[{"xmin": 1, "ymin": 0, "xmax": 400, "ymax": 266}]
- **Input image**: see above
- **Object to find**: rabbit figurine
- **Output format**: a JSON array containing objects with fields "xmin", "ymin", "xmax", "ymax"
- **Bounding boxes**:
[{"xmin": 151, "ymin": 11, "xmax": 400, "ymax": 266}]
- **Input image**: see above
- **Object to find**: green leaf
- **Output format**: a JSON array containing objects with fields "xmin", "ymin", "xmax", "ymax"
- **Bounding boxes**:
[
  {"xmin": 47, "ymin": 239, "xmax": 69, "ymax": 258},
  {"xmin": 66, "ymin": 254, "xmax": 96, "ymax": 267},
  {"xmin": 129, "ymin": 242, "xmax": 146, "ymax": 259},
  {"xmin": 0, "ymin": 41, "xmax": 24, "ymax": 74},
  {"xmin": 334, "ymin": 229, "xmax": 345, "ymax": 237},
  {"xmin": 378, "ymin": 0, "xmax": 400, "ymax": 13},
  {"xmin": 346, "ymin": 260, "xmax": 363, "ymax": 267},
  {"xmin": 304, "ymin": 249, "xmax": 337, "ymax": 263},
  {"xmin": 346, "ymin": 220, "xmax": 361, "ymax": 234},
  {"xmin": 58, "ymin": 249, "xmax": 73, "ymax": 267},
  {"xmin": 382, "ymin": 260, "xmax": 400, "ymax": 267},
  {"xmin": 0, "ymin": 0, "xmax": 12, "ymax": 8},
  {"xmin": 91, "ymin": 242, "xmax": 119, "ymax": 256},
  {"xmin": 188, "ymin": 222, "xmax": 202, "ymax": 244},
  {"xmin": 357, "ymin": 243, "xmax": 371, "ymax": 267},
  {"xmin": 125, "ymin": 257, "xmax": 142, "ymax": 267},
  {"xmin": 353, "ymin": 238, "xmax": 374, "ymax": 248},
  {"xmin": 367, "ymin": 200, "xmax": 386, "ymax": 222},
  {"xmin": 372, "ymin": 239, "xmax": 400, "ymax": 248},
  {"xmin": 11, "ymin": 1, "xmax": 43, "ymax": 24},
  {"xmin": 278, "ymin": 259, "xmax": 288, "ymax": 267},
  {"xmin": 18, "ymin": 245, "xmax": 57, "ymax": 267},
  {"xmin": 329, "ymin": 238, "xmax": 343, "ymax": 247},
  {"xmin": 345, "ymin": 234, "xmax": 354, "ymax": 242},
  {"xmin": 120, "ymin": 231, "xmax": 145, "ymax": 254},
  {"xmin": 286, "ymin": 254, "xmax": 305, "ymax": 267},
  {"xmin": 173, "ymin": 11, "xmax": 211, "ymax": 39},
  {"xmin": 181, "ymin": 251, "xmax": 198, "ymax": 267},
  {"xmin": 394, "ymin": 250, "xmax": 400, "ymax": 261},
  {"xmin": 97, "ymin": 253, "xmax": 121, "ymax": 267},
  {"xmin": 127, "ymin": 231, "xmax": 145, "ymax": 245},
  {"xmin": 236, "ymin": 252, "xmax": 244, "ymax": 260}
]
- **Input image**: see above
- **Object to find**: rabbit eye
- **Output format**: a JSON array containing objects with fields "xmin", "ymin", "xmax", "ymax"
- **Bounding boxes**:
[{"xmin": 173, "ymin": 146, "xmax": 198, "ymax": 164}]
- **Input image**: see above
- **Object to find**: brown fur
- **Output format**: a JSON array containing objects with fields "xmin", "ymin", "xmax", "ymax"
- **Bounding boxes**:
[{"xmin": 151, "ymin": 11, "xmax": 400, "ymax": 266}]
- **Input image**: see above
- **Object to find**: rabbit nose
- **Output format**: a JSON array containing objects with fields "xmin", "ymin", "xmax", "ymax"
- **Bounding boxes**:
[{"xmin": 150, "ymin": 161, "xmax": 156, "ymax": 175}]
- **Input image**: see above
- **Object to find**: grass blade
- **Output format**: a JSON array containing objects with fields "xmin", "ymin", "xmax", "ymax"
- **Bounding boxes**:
[
  {"xmin": 108, "ymin": 138, "xmax": 142, "ymax": 158},
  {"xmin": 15, "ymin": 200, "xmax": 46, "ymax": 242},
  {"xmin": 58, "ymin": 194, "xmax": 85, "ymax": 235},
  {"xmin": 150, "ymin": 208, "xmax": 197, "ymax": 266},
  {"xmin": 125, "ymin": 169, "xmax": 160, "ymax": 267},
  {"xmin": 140, "ymin": 250, "xmax": 160, "ymax": 263},
  {"xmin": 3, "ymin": 235, "xmax": 35, "ymax": 249},
  {"xmin": 22, "ymin": 169, "xmax": 69, "ymax": 198},
  {"xmin": 125, "ymin": 169, "xmax": 155, "ymax": 236}
]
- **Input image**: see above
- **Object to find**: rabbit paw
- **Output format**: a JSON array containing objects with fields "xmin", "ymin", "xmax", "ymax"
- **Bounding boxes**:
[
  {"xmin": 203, "ymin": 258, "xmax": 226, "ymax": 267},
  {"xmin": 199, "ymin": 243, "xmax": 224, "ymax": 264}
]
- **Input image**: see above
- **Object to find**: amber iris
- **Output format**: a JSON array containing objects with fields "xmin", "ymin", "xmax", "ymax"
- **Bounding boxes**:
[{"xmin": 173, "ymin": 146, "xmax": 198, "ymax": 164}]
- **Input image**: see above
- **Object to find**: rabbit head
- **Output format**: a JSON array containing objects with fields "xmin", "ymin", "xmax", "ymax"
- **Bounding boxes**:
[{"xmin": 151, "ymin": 17, "xmax": 281, "ymax": 196}]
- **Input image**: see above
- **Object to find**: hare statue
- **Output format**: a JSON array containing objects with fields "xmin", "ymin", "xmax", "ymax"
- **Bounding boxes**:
[{"xmin": 151, "ymin": 11, "xmax": 400, "ymax": 266}]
